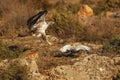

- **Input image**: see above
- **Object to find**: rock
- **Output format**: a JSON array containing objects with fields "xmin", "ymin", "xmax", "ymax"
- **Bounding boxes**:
[
  {"xmin": 0, "ymin": 59, "xmax": 9, "ymax": 69},
  {"xmin": 106, "ymin": 11, "xmax": 115, "ymax": 18},
  {"xmin": 10, "ymin": 58, "xmax": 29, "ymax": 66},
  {"xmin": 28, "ymin": 60, "xmax": 39, "ymax": 73},
  {"xmin": 106, "ymin": 11, "xmax": 120, "ymax": 18},
  {"xmin": 26, "ymin": 59, "xmax": 47, "ymax": 80},
  {"xmin": 27, "ymin": 73, "xmax": 48, "ymax": 80},
  {"xmin": 49, "ymin": 54, "xmax": 118, "ymax": 80},
  {"xmin": 50, "ymin": 65, "xmax": 90, "ymax": 80},
  {"xmin": 0, "ymin": 53, "xmax": 119, "ymax": 80},
  {"xmin": 25, "ymin": 52, "xmax": 39, "ymax": 59},
  {"xmin": 19, "ymin": 52, "xmax": 39, "ymax": 61},
  {"xmin": 77, "ymin": 4, "xmax": 94, "ymax": 17},
  {"xmin": 0, "ymin": 58, "xmax": 47, "ymax": 80},
  {"xmin": 77, "ymin": 5, "xmax": 94, "ymax": 25}
]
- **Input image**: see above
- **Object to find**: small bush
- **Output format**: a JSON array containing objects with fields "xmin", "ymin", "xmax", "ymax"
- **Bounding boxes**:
[
  {"xmin": 0, "ymin": 41, "xmax": 24, "ymax": 61},
  {"xmin": 103, "ymin": 35, "xmax": 120, "ymax": 54},
  {"xmin": 110, "ymin": 35, "xmax": 120, "ymax": 47},
  {"xmin": 47, "ymin": 10, "xmax": 82, "ymax": 40}
]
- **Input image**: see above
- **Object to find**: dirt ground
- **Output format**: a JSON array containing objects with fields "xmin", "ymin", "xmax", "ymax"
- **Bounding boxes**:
[
  {"xmin": 0, "ymin": 36, "xmax": 75, "ymax": 73},
  {"xmin": 0, "ymin": 36, "xmax": 118, "ymax": 75}
]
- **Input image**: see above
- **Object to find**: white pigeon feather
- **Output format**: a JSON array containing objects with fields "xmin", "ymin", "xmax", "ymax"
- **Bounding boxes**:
[
  {"xmin": 59, "ymin": 45, "xmax": 74, "ymax": 53},
  {"xmin": 60, "ymin": 44, "xmax": 91, "ymax": 53},
  {"xmin": 75, "ymin": 45, "xmax": 91, "ymax": 51}
]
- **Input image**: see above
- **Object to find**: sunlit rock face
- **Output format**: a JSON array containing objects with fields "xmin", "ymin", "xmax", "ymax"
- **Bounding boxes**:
[
  {"xmin": 49, "ymin": 54, "xmax": 119, "ymax": 80},
  {"xmin": 77, "ymin": 4, "xmax": 94, "ymax": 17}
]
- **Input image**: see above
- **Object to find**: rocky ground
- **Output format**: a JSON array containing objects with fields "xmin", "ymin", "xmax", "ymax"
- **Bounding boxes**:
[
  {"xmin": 0, "ymin": 0, "xmax": 120, "ymax": 80},
  {"xmin": 0, "ymin": 36, "xmax": 119, "ymax": 80}
]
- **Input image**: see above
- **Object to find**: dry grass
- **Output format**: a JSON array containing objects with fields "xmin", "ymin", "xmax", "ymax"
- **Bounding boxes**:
[
  {"xmin": 0, "ymin": 0, "xmax": 119, "ymax": 50},
  {"xmin": 0, "ymin": 1, "xmax": 120, "ymax": 80},
  {"xmin": 47, "ymin": 11, "xmax": 82, "ymax": 40},
  {"xmin": 96, "ymin": 0, "xmax": 120, "ymax": 15},
  {"xmin": 0, "ymin": 0, "xmax": 119, "ymax": 42},
  {"xmin": 79, "ymin": 18, "xmax": 120, "ymax": 42},
  {"xmin": 0, "ymin": 0, "xmax": 37, "ymax": 37}
]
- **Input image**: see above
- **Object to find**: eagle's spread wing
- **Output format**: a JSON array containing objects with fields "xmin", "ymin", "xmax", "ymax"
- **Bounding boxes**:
[{"xmin": 27, "ymin": 10, "xmax": 48, "ymax": 29}]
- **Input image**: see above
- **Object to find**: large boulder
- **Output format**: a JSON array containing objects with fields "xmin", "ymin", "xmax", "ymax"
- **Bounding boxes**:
[
  {"xmin": 0, "ymin": 58, "xmax": 47, "ymax": 80},
  {"xmin": 49, "ymin": 54, "xmax": 119, "ymax": 80}
]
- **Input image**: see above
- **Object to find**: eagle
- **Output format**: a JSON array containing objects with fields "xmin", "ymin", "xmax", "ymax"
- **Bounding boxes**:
[{"xmin": 27, "ymin": 10, "xmax": 54, "ymax": 38}]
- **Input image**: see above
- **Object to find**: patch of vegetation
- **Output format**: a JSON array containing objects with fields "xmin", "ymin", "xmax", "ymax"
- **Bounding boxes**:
[
  {"xmin": 103, "ymin": 35, "xmax": 120, "ymax": 54},
  {"xmin": 79, "ymin": 18, "xmax": 120, "ymax": 42},
  {"xmin": 0, "ymin": 41, "xmax": 25, "ymax": 61},
  {"xmin": 48, "ymin": 10, "xmax": 82, "ymax": 40},
  {"xmin": 94, "ymin": 0, "xmax": 120, "ymax": 15},
  {"xmin": 111, "ymin": 35, "xmax": 120, "ymax": 45},
  {"xmin": 0, "ymin": 0, "xmax": 119, "ymax": 43},
  {"xmin": 0, "ymin": 0, "xmax": 33, "ymax": 37},
  {"xmin": 66, "ymin": 3, "xmax": 81, "ymax": 14}
]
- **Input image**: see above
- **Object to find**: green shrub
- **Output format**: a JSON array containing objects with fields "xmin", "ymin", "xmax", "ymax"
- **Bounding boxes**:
[
  {"xmin": 111, "ymin": 35, "xmax": 120, "ymax": 46},
  {"xmin": 110, "ymin": 35, "xmax": 120, "ymax": 53},
  {"xmin": 47, "ymin": 11, "xmax": 82, "ymax": 40},
  {"xmin": 0, "ymin": 41, "xmax": 24, "ymax": 61},
  {"xmin": 103, "ymin": 35, "xmax": 120, "ymax": 54}
]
